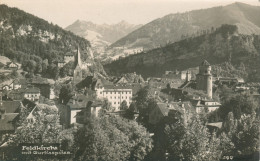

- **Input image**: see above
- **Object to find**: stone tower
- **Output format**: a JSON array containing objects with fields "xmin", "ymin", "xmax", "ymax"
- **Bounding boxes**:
[
  {"xmin": 196, "ymin": 60, "xmax": 212, "ymax": 99},
  {"xmin": 186, "ymin": 71, "xmax": 191, "ymax": 82},
  {"xmin": 73, "ymin": 47, "xmax": 82, "ymax": 85}
]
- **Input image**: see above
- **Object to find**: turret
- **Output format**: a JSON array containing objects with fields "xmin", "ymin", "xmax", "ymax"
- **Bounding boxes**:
[{"xmin": 196, "ymin": 60, "xmax": 212, "ymax": 99}]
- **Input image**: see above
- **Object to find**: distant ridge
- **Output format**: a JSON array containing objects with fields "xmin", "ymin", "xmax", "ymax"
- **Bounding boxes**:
[
  {"xmin": 65, "ymin": 20, "xmax": 142, "ymax": 47},
  {"xmin": 110, "ymin": 2, "xmax": 260, "ymax": 49},
  {"xmin": 105, "ymin": 24, "xmax": 260, "ymax": 82}
]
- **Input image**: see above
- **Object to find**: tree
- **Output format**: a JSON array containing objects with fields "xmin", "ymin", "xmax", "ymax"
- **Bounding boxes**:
[
  {"xmin": 219, "ymin": 93, "xmax": 258, "ymax": 120},
  {"xmin": 59, "ymin": 84, "xmax": 73, "ymax": 104},
  {"xmin": 165, "ymin": 116, "xmax": 222, "ymax": 161},
  {"xmin": 120, "ymin": 100, "xmax": 128, "ymax": 110},
  {"xmin": 134, "ymin": 86, "xmax": 158, "ymax": 126},
  {"xmin": 222, "ymin": 113, "xmax": 259, "ymax": 157},
  {"xmin": 73, "ymin": 116, "xmax": 153, "ymax": 161},
  {"xmin": 10, "ymin": 104, "xmax": 62, "ymax": 144}
]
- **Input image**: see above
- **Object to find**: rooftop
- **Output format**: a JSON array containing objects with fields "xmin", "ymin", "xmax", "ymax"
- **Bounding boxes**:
[
  {"xmin": 0, "ymin": 113, "xmax": 19, "ymax": 131},
  {"xmin": 0, "ymin": 101, "xmax": 21, "ymax": 113},
  {"xmin": 67, "ymin": 94, "xmax": 94, "ymax": 109},
  {"xmin": 65, "ymin": 52, "xmax": 74, "ymax": 56},
  {"xmin": 200, "ymin": 60, "xmax": 210, "ymax": 66},
  {"xmin": 24, "ymin": 87, "xmax": 40, "ymax": 93}
]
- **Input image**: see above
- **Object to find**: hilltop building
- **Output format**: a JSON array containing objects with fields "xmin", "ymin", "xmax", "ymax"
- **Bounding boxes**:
[
  {"xmin": 196, "ymin": 60, "xmax": 212, "ymax": 99},
  {"xmin": 73, "ymin": 48, "xmax": 83, "ymax": 85}
]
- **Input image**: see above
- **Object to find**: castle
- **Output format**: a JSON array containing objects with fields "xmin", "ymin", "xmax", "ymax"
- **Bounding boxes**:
[
  {"xmin": 73, "ymin": 48, "xmax": 83, "ymax": 85},
  {"xmin": 196, "ymin": 60, "xmax": 212, "ymax": 99}
]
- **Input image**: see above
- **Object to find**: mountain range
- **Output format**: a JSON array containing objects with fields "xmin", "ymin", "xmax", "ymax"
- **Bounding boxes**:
[
  {"xmin": 65, "ymin": 20, "xmax": 142, "ymax": 48},
  {"xmin": 105, "ymin": 24, "xmax": 260, "ymax": 82},
  {"xmin": 111, "ymin": 2, "xmax": 260, "ymax": 50}
]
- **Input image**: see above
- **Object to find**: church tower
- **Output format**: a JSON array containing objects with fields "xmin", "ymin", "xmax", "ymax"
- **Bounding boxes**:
[
  {"xmin": 73, "ymin": 47, "xmax": 82, "ymax": 85},
  {"xmin": 196, "ymin": 60, "xmax": 212, "ymax": 99}
]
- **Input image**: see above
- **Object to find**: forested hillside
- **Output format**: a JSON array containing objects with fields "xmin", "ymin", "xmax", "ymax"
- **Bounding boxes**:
[
  {"xmin": 105, "ymin": 25, "xmax": 260, "ymax": 82},
  {"xmin": 0, "ymin": 5, "xmax": 92, "ymax": 78},
  {"xmin": 111, "ymin": 2, "xmax": 260, "ymax": 49}
]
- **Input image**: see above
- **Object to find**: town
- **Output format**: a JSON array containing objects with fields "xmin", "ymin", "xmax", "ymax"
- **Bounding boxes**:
[{"xmin": 0, "ymin": 1, "xmax": 260, "ymax": 161}]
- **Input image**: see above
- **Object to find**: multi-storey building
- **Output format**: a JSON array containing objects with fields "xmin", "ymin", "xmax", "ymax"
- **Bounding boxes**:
[
  {"xmin": 23, "ymin": 87, "xmax": 40, "ymax": 101},
  {"xmin": 94, "ymin": 79, "xmax": 132, "ymax": 111}
]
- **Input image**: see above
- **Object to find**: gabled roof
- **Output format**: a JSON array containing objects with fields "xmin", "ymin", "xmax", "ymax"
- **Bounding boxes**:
[
  {"xmin": 201, "ymin": 60, "xmax": 210, "ymax": 66},
  {"xmin": 157, "ymin": 103, "xmax": 170, "ymax": 116},
  {"xmin": 0, "ymin": 101, "xmax": 21, "ymax": 113},
  {"xmin": 67, "ymin": 94, "xmax": 94, "ymax": 109},
  {"xmin": 24, "ymin": 87, "xmax": 40, "ymax": 93},
  {"xmin": 6, "ymin": 61, "xmax": 18, "ymax": 67},
  {"xmin": 0, "ymin": 113, "xmax": 19, "ymax": 131},
  {"xmin": 12, "ymin": 79, "xmax": 20, "ymax": 85},
  {"xmin": 65, "ymin": 52, "xmax": 74, "ymax": 56}
]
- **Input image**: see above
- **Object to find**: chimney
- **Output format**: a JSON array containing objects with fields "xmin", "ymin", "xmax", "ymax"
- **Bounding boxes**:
[
  {"xmin": 73, "ymin": 99, "xmax": 75, "ymax": 105},
  {"xmin": 181, "ymin": 104, "xmax": 184, "ymax": 108}
]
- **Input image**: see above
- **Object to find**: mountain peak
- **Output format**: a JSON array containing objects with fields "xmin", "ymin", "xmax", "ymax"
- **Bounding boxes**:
[{"xmin": 111, "ymin": 2, "xmax": 260, "ymax": 49}]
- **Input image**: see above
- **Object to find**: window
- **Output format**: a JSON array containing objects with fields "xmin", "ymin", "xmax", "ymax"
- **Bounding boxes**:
[
  {"xmin": 126, "ymin": 96, "xmax": 127, "ymax": 99},
  {"xmin": 118, "ymin": 102, "xmax": 120, "ymax": 104},
  {"xmin": 110, "ymin": 96, "xmax": 112, "ymax": 99},
  {"xmin": 114, "ymin": 102, "xmax": 116, "ymax": 104},
  {"xmin": 118, "ymin": 97, "xmax": 120, "ymax": 99},
  {"xmin": 114, "ymin": 97, "xmax": 116, "ymax": 99},
  {"xmin": 100, "ymin": 92, "xmax": 102, "ymax": 94}
]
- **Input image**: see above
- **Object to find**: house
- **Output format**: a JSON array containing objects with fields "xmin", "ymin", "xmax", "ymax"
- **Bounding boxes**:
[
  {"xmin": 28, "ymin": 77, "xmax": 51, "ymax": 98},
  {"xmin": 149, "ymin": 103, "xmax": 170, "ymax": 125},
  {"xmin": 7, "ymin": 89, "xmax": 24, "ymax": 101},
  {"xmin": 57, "ymin": 61, "xmax": 66, "ymax": 68},
  {"xmin": 64, "ymin": 52, "xmax": 74, "ymax": 63},
  {"xmin": 149, "ymin": 101, "xmax": 194, "ymax": 125},
  {"xmin": 65, "ymin": 94, "xmax": 93, "ymax": 126},
  {"xmin": 23, "ymin": 87, "xmax": 40, "ymax": 102},
  {"xmin": 5, "ymin": 62, "xmax": 18, "ymax": 70},
  {"xmin": 1, "ymin": 85, "xmax": 11, "ymax": 91},
  {"xmin": 191, "ymin": 98, "xmax": 221, "ymax": 113},
  {"xmin": 76, "ymin": 100, "xmax": 103, "ymax": 124},
  {"xmin": 0, "ymin": 100, "xmax": 21, "ymax": 141},
  {"xmin": 9, "ymin": 79, "xmax": 22, "ymax": 90}
]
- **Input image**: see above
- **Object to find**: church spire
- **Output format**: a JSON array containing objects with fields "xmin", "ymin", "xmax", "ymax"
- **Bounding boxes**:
[{"xmin": 75, "ymin": 46, "xmax": 82, "ymax": 68}]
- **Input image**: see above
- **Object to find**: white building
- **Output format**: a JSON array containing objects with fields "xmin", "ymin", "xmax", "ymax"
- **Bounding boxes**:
[
  {"xmin": 94, "ymin": 79, "xmax": 132, "ymax": 111},
  {"xmin": 64, "ymin": 52, "xmax": 74, "ymax": 63},
  {"xmin": 192, "ymin": 98, "xmax": 221, "ymax": 113},
  {"xmin": 23, "ymin": 87, "xmax": 40, "ymax": 101}
]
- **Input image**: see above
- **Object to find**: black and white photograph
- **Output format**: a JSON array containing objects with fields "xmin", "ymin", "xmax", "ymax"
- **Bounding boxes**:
[{"xmin": 0, "ymin": 0, "xmax": 259, "ymax": 160}]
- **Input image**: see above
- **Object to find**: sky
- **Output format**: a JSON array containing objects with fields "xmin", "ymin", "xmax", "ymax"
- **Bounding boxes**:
[{"xmin": 1, "ymin": 0, "xmax": 259, "ymax": 28}]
